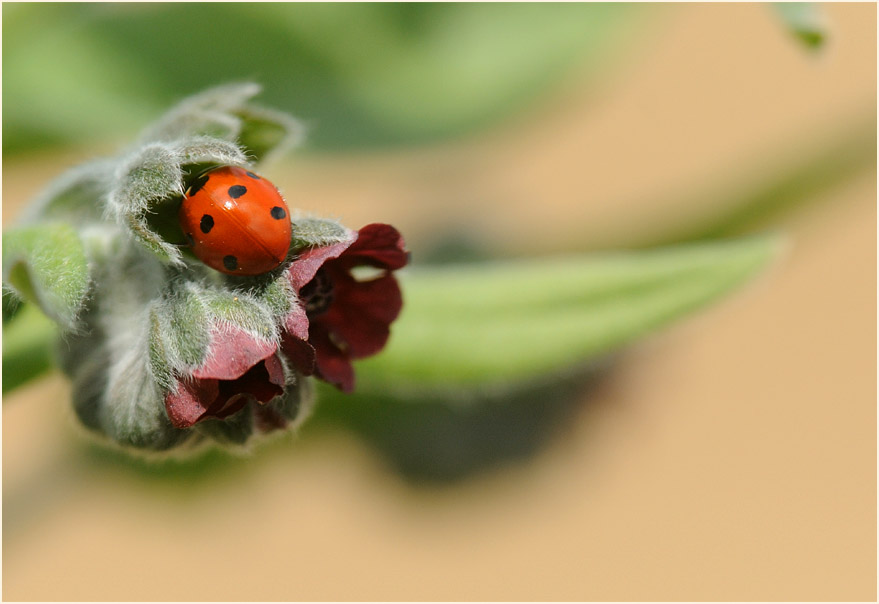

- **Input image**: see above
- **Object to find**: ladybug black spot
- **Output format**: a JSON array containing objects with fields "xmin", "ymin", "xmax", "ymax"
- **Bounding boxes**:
[
  {"xmin": 228, "ymin": 185, "xmax": 247, "ymax": 199},
  {"xmin": 223, "ymin": 255, "xmax": 238, "ymax": 271},
  {"xmin": 200, "ymin": 214, "xmax": 214, "ymax": 234},
  {"xmin": 270, "ymin": 206, "xmax": 287, "ymax": 220},
  {"xmin": 188, "ymin": 173, "xmax": 210, "ymax": 196},
  {"xmin": 245, "ymin": 171, "xmax": 261, "ymax": 180}
]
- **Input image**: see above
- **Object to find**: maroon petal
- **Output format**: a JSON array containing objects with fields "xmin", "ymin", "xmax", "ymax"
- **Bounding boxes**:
[
  {"xmin": 194, "ymin": 326, "xmax": 277, "ymax": 380},
  {"xmin": 283, "ymin": 301, "xmax": 310, "ymax": 341},
  {"xmin": 208, "ymin": 355, "xmax": 285, "ymax": 418},
  {"xmin": 165, "ymin": 378, "xmax": 220, "ymax": 429},
  {"xmin": 286, "ymin": 230, "xmax": 358, "ymax": 291},
  {"xmin": 309, "ymin": 326, "xmax": 356, "ymax": 393},
  {"xmin": 337, "ymin": 224, "xmax": 408, "ymax": 271},
  {"xmin": 281, "ymin": 330, "xmax": 316, "ymax": 375},
  {"xmin": 263, "ymin": 353, "xmax": 286, "ymax": 387},
  {"xmin": 164, "ymin": 325, "xmax": 287, "ymax": 429},
  {"xmin": 286, "ymin": 223, "xmax": 408, "ymax": 394},
  {"xmin": 280, "ymin": 299, "xmax": 316, "ymax": 374},
  {"xmin": 227, "ymin": 353, "xmax": 285, "ymax": 401},
  {"xmin": 318, "ymin": 270, "xmax": 403, "ymax": 359},
  {"xmin": 164, "ymin": 355, "xmax": 286, "ymax": 429}
]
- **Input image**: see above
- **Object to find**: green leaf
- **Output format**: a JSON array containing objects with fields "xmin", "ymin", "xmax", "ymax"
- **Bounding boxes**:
[
  {"xmin": 135, "ymin": 82, "xmax": 261, "ymax": 144},
  {"xmin": 2, "ymin": 290, "xmax": 23, "ymax": 324},
  {"xmin": 148, "ymin": 282, "xmax": 211, "ymax": 389},
  {"xmin": 2, "ymin": 303, "xmax": 57, "ymax": 393},
  {"xmin": 357, "ymin": 235, "xmax": 781, "ymax": 389},
  {"xmin": 2, "ymin": 223, "xmax": 90, "ymax": 330},
  {"xmin": 625, "ymin": 119, "xmax": 875, "ymax": 250},
  {"xmin": 774, "ymin": 3, "xmax": 826, "ymax": 49},
  {"xmin": 234, "ymin": 105, "xmax": 304, "ymax": 164},
  {"xmin": 148, "ymin": 306, "xmax": 174, "ymax": 391},
  {"xmin": 135, "ymin": 83, "xmax": 302, "ymax": 164},
  {"xmin": 167, "ymin": 285, "xmax": 212, "ymax": 368},
  {"xmin": 201, "ymin": 288, "xmax": 278, "ymax": 342},
  {"xmin": 290, "ymin": 217, "xmax": 351, "ymax": 250},
  {"xmin": 313, "ymin": 235, "xmax": 781, "ymax": 482},
  {"xmin": 2, "ymin": 4, "xmax": 637, "ymax": 153},
  {"xmin": 109, "ymin": 138, "xmax": 249, "ymax": 263},
  {"xmin": 101, "ymin": 344, "xmax": 191, "ymax": 451}
]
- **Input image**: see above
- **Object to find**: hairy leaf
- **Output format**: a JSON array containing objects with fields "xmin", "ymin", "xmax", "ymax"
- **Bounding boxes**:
[
  {"xmin": 108, "ymin": 138, "xmax": 249, "ymax": 263},
  {"xmin": 290, "ymin": 216, "xmax": 352, "ymax": 251},
  {"xmin": 234, "ymin": 104, "xmax": 305, "ymax": 164},
  {"xmin": 102, "ymin": 341, "xmax": 191, "ymax": 450},
  {"xmin": 136, "ymin": 82, "xmax": 261, "ymax": 144},
  {"xmin": 2, "ymin": 223, "xmax": 90, "ymax": 330},
  {"xmin": 148, "ymin": 282, "xmax": 212, "ymax": 389},
  {"xmin": 201, "ymin": 288, "xmax": 279, "ymax": 343}
]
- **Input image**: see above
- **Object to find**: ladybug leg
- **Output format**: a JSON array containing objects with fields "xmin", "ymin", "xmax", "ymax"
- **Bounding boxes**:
[{"xmin": 173, "ymin": 233, "xmax": 196, "ymax": 248}]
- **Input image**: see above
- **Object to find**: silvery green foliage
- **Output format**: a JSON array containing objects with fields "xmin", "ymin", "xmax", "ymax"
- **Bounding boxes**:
[
  {"xmin": 2, "ymin": 223, "xmax": 90, "ymax": 331},
  {"xmin": 137, "ymin": 82, "xmax": 305, "ymax": 163},
  {"xmin": 3, "ymin": 84, "xmax": 342, "ymax": 453},
  {"xmin": 8, "ymin": 83, "xmax": 304, "ymax": 322},
  {"xmin": 107, "ymin": 136, "xmax": 249, "ymax": 263}
]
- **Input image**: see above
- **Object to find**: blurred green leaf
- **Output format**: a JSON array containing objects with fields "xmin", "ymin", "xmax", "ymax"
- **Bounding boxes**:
[
  {"xmin": 312, "ymin": 235, "xmax": 780, "ymax": 481},
  {"xmin": 3, "ymin": 3, "xmax": 637, "ymax": 153},
  {"xmin": 2, "ymin": 223, "xmax": 90, "ymax": 330},
  {"xmin": 2, "ymin": 290, "xmax": 23, "ymax": 324},
  {"xmin": 2, "ymin": 303, "xmax": 56, "ymax": 394},
  {"xmin": 571, "ymin": 117, "xmax": 876, "ymax": 252},
  {"xmin": 1, "ymin": 3, "xmax": 162, "ymax": 153},
  {"xmin": 774, "ymin": 2, "xmax": 826, "ymax": 49},
  {"xmin": 357, "ymin": 235, "xmax": 781, "ymax": 389},
  {"xmin": 646, "ymin": 120, "xmax": 875, "ymax": 247}
]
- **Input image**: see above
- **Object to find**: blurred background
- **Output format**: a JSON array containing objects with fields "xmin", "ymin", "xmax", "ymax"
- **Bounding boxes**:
[{"xmin": 3, "ymin": 3, "xmax": 875, "ymax": 601}]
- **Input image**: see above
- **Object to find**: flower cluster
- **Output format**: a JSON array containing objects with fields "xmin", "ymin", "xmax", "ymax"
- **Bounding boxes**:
[
  {"xmin": 3, "ymin": 84, "xmax": 408, "ymax": 453},
  {"xmin": 165, "ymin": 222, "xmax": 408, "ymax": 431}
]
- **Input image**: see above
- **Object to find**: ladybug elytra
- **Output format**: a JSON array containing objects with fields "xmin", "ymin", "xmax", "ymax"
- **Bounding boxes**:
[{"xmin": 179, "ymin": 166, "xmax": 292, "ymax": 275}]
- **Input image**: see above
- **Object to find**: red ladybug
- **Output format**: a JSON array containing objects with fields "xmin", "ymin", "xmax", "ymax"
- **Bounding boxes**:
[{"xmin": 179, "ymin": 166, "xmax": 292, "ymax": 275}]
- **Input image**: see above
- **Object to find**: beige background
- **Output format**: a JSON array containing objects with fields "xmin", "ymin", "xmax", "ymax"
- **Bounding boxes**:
[{"xmin": 3, "ymin": 4, "xmax": 876, "ymax": 601}]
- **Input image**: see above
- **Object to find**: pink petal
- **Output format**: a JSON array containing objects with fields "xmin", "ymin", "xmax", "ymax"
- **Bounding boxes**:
[
  {"xmin": 164, "ymin": 354, "xmax": 287, "ymax": 429},
  {"xmin": 283, "ymin": 302, "xmax": 310, "ymax": 341},
  {"xmin": 286, "ymin": 230, "xmax": 358, "ymax": 291},
  {"xmin": 193, "ymin": 326, "xmax": 277, "ymax": 380},
  {"xmin": 264, "ymin": 354, "xmax": 286, "ymax": 387}
]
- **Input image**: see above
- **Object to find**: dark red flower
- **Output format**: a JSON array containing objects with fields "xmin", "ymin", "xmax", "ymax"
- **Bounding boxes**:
[
  {"xmin": 164, "ymin": 325, "xmax": 286, "ymax": 429},
  {"xmin": 282, "ymin": 223, "xmax": 408, "ymax": 392}
]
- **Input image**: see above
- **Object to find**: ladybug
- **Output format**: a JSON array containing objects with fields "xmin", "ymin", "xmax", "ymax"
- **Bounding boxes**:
[{"xmin": 179, "ymin": 166, "xmax": 292, "ymax": 275}]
